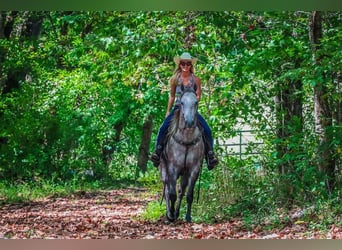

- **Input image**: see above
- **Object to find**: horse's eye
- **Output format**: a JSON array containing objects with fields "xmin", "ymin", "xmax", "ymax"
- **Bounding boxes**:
[{"xmin": 181, "ymin": 102, "xmax": 184, "ymax": 106}]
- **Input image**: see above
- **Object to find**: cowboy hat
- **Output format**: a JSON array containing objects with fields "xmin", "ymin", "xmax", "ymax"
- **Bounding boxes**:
[{"xmin": 173, "ymin": 52, "xmax": 198, "ymax": 65}]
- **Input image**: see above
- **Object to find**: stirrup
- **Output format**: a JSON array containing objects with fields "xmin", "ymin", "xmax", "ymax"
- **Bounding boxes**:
[
  {"xmin": 206, "ymin": 151, "xmax": 218, "ymax": 170},
  {"xmin": 150, "ymin": 145, "xmax": 163, "ymax": 167},
  {"xmin": 150, "ymin": 152, "xmax": 160, "ymax": 167}
]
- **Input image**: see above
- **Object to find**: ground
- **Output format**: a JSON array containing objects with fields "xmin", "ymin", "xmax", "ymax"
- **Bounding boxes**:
[{"xmin": 0, "ymin": 188, "xmax": 340, "ymax": 239}]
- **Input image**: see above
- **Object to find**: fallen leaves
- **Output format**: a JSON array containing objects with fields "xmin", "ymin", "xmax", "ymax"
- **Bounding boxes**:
[{"xmin": 0, "ymin": 188, "xmax": 340, "ymax": 239}]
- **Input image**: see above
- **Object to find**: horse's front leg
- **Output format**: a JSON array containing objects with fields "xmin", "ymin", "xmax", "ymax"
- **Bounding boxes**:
[
  {"xmin": 185, "ymin": 171, "xmax": 200, "ymax": 223},
  {"xmin": 165, "ymin": 174, "xmax": 177, "ymax": 222},
  {"xmin": 175, "ymin": 176, "xmax": 188, "ymax": 220},
  {"xmin": 185, "ymin": 193, "xmax": 194, "ymax": 223},
  {"xmin": 161, "ymin": 165, "xmax": 172, "ymax": 222},
  {"xmin": 163, "ymin": 182, "xmax": 171, "ymax": 220}
]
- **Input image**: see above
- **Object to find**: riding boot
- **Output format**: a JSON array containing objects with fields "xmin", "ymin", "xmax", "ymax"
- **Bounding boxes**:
[
  {"xmin": 150, "ymin": 145, "xmax": 163, "ymax": 167},
  {"xmin": 204, "ymin": 141, "xmax": 218, "ymax": 170},
  {"xmin": 206, "ymin": 150, "xmax": 219, "ymax": 170}
]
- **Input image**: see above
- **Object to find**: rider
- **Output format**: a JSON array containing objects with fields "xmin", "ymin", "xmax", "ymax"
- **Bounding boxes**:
[{"xmin": 150, "ymin": 52, "xmax": 218, "ymax": 170}]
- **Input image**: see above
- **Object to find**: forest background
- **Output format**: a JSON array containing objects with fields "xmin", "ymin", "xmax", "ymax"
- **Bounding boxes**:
[{"xmin": 0, "ymin": 11, "xmax": 341, "ymax": 230}]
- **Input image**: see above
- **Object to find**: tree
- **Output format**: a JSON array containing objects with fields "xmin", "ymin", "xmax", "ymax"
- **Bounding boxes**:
[
  {"xmin": 309, "ymin": 11, "xmax": 340, "ymax": 193},
  {"xmin": 137, "ymin": 115, "xmax": 153, "ymax": 173}
]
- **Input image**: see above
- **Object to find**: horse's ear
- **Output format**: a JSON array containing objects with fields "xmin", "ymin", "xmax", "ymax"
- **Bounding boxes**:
[
  {"xmin": 182, "ymin": 86, "xmax": 194, "ymax": 93},
  {"xmin": 184, "ymin": 87, "xmax": 196, "ymax": 94}
]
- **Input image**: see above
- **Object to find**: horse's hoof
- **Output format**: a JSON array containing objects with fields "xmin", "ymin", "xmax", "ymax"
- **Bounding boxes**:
[
  {"xmin": 166, "ymin": 214, "xmax": 175, "ymax": 222},
  {"xmin": 167, "ymin": 217, "xmax": 175, "ymax": 222},
  {"xmin": 163, "ymin": 219, "xmax": 171, "ymax": 225}
]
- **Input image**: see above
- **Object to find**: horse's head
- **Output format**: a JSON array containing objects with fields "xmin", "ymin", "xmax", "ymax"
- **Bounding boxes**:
[{"xmin": 180, "ymin": 89, "xmax": 198, "ymax": 129}]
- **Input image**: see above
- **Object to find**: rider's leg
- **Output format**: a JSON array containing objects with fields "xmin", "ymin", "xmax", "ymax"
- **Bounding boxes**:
[
  {"xmin": 197, "ymin": 113, "xmax": 218, "ymax": 170},
  {"xmin": 150, "ymin": 110, "xmax": 175, "ymax": 167}
]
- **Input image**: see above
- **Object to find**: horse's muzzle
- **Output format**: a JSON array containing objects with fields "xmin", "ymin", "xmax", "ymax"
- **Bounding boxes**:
[{"xmin": 185, "ymin": 119, "xmax": 195, "ymax": 128}]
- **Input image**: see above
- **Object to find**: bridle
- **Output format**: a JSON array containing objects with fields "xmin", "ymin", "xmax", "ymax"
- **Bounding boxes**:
[{"xmin": 172, "ymin": 89, "xmax": 201, "ymax": 147}]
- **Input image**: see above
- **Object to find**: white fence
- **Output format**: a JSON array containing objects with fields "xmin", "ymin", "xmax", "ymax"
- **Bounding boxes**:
[{"xmin": 218, "ymin": 130, "xmax": 264, "ymax": 160}]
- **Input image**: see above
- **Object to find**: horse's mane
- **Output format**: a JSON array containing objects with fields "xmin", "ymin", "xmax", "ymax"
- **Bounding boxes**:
[{"xmin": 167, "ymin": 108, "xmax": 180, "ymax": 138}]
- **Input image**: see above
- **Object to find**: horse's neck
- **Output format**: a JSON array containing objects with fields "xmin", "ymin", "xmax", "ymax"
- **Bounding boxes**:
[{"xmin": 175, "ymin": 116, "xmax": 200, "ymax": 141}]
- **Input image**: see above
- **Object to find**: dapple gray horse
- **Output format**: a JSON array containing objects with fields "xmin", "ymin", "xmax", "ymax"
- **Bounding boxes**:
[{"xmin": 160, "ymin": 88, "xmax": 205, "ymax": 223}]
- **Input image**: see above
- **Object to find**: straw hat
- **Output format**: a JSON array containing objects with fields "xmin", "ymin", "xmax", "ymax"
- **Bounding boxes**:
[{"xmin": 173, "ymin": 52, "xmax": 198, "ymax": 65}]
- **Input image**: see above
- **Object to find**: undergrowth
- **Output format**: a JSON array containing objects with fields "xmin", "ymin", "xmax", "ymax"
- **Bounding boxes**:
[
  {"xmin": 0, "ymin": 175, "xmax": 144, "ymax": 204},
  {"xmin": 1, "ymin": 159, "xmax": 340, "ymax": 234},
  {"xmin": 139, "ymin": 158, "xmax": 341, "ymax": 232}
]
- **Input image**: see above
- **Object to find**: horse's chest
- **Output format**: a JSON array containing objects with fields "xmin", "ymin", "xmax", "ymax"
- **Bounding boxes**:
[{"xmin": 167, "ymin": 141, "xmax": 204, "ymax": 166}]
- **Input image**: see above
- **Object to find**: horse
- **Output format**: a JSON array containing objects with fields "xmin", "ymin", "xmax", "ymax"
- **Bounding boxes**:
[{"xmin": 160, "ymin": 88, "xmax": 205, "ymax": 223}]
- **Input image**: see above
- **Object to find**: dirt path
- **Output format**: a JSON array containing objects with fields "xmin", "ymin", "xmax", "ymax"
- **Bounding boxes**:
[{"xmin": 0, "ymin": 188, "xmax": 340, "ymax": 239}]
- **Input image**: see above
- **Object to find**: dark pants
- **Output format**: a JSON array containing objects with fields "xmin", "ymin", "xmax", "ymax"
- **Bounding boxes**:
[{"xmin": 156, "ymin": 106, "xmax": 214, "ymax": 150}]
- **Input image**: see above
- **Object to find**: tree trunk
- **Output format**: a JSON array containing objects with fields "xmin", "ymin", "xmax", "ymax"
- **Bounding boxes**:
[
  {"xmin": 309, "ymin": 11, "xmax": 336, "ymax": 193},
  {"xmin": 1, "ymin": 11, "xmax": 44, "ymax": 94},
  {"xmin": 275, "ymin": 76, "xmax": 303, "ymax": 206},
  {"xmin": 137, "ymin": 115, "xmax": 153, "ymax": 173},
  {"xmin": 102, "ymin": 121, "xmax": 125, "ymax": 165},
  {"xmin": 276, "ymin": 79, "xmax": 303, "ymax": 170},
  {"xmin": 0, "ymin": 12, "xmax": 6, "ymax": 39}
]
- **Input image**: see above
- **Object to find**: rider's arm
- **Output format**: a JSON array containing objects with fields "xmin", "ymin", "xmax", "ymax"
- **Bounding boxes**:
[
  {"xmin": 195, "ymin": 77, "xmax": 201, "ymax": 101},
  {"xmin": 166, "ymin": 83, "xmax": 176, "ymax": 117}
]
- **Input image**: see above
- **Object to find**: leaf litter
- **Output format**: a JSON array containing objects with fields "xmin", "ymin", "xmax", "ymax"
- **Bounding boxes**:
[{"xmin": 0, "ymin": 188, "xmax": 340, "ymax": 239}]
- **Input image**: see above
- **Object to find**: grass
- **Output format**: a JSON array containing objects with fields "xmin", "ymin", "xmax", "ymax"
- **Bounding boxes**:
[
  {"xmin": 139, "ymin": 200, "xmax": 165, "ymax": 222},
  {"xmin": 0, "ymin": 179, "xmax": 81, "ymax": 204},
  {"xmin": 0, "ymin": 177, "xmax": 127, "ymax": 204}
]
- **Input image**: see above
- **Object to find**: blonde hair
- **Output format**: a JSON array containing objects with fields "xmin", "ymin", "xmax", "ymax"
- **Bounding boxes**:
[{"xmin": 168, "ymin": 64, "xmax": 195, "ymax": 88}]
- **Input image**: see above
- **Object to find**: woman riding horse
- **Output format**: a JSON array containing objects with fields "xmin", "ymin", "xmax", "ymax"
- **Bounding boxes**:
[
  {"xmin": 151, "ymin": 52, "xmax": 218, "ymax": 170},
  {"xmin": 160, "ymin": 88, "xmax": 204, "ymax": 222}
]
